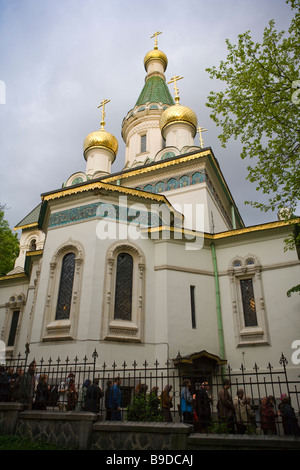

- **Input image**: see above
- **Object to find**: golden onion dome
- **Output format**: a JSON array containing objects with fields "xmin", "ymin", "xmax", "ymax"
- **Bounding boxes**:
[
  {"xmin": 83, "ymin": 129, "xmax": 118, "ymax": 158},
  {"xmin": 144, "ymin": 49, "xmax": 168, "ymax": 72},
  {"xmin": 159, "ymin": 103, "xmax": 198, "ymax": 136}
]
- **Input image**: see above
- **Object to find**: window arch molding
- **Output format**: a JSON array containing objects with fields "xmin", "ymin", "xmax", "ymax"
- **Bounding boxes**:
[
  {"xmin": 42, "ymin": 240, "xmax": 84, "ymax": 342},
  {"xmin": 101, "ymin": 241, "xmax": 145, "ymax": 343},
  {"xmin": 3, "ymin": 293, "xmax": 26, "ymax": 355},
  {"xmin": 227, "ymin": 253, "xmax": 270, "ymax": 347}
]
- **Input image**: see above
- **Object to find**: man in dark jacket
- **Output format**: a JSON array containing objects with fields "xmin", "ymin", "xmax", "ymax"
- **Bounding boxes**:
[
  {"xmin": 85, "ymin": 378, "xmax": 103, "ymax": 413},
  {"xmin": 195, "ymin": 382, "xmax": 213, "ymax": 432},
  {"xmin": 20, "ymin": 361, "xmax": 37, "ymax": 409}
]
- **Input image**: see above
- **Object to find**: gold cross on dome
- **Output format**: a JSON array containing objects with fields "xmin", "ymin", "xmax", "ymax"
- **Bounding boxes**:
[
  {"xmin": 167, "ymin": 75, "xmax": 183, "ymax": 103},
  {"xmin": 151, "ymin": 31, "xmax": 162, "ymax": 50},
  {"xmin": 197, "ymin": 126, "xmax": 207, "ymax": 148},
  {"xmin": 97, "ymin": 98, "xmax": 110, "ymax": 129}
]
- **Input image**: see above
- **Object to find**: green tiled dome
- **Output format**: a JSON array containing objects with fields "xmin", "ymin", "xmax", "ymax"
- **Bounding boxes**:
[{"xmin": 135, "ymin": 76, "xmax": 174, "ymax": 107}]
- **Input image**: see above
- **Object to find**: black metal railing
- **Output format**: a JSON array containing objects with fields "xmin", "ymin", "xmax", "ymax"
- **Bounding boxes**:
[{"xmin": 1, "ymin": 348, "xmax": 299, "ymax": 437}]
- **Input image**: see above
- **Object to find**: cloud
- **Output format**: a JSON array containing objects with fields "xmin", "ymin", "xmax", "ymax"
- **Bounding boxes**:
[{"xmin": 0, "ymin": 0, "xmax": 296, "ymax": 229}]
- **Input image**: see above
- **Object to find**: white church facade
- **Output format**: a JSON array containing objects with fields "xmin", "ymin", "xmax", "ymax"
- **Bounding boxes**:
[{"xmin": 1, "ymin": 36, "xmax": 299, "ymax": 381}]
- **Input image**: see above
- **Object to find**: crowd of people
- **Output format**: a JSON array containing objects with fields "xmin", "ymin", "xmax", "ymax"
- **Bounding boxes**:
[
  {"xmin": 0, "ymin": 362, "xmax": 109, "ymax": 414},
  {"xmin": 1, "ymin": 363, "xmax": 299, "ymax": 435},
  {"xmin": 180, "ymin": 378, "xmax": 300, "ymax": 436}
]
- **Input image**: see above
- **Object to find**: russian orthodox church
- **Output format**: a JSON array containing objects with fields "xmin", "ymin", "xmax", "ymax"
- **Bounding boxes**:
[{"xmin": 0, "ymin": 34, "xmax": 299, "ymax": 380}]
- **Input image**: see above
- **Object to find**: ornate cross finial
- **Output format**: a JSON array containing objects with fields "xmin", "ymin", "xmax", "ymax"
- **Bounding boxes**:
[
  {"xmin": 197, "ymin": 126, "xmax": 207, "ymax": 148},
  {"xmin": 97, "ymin": 98, "xmax": 110, "ymax": 129},
  {"xmin": 167, "ymin": 75, "xmax": 183, "ymax": 103},
  {"xmin": 151, "ymin": 31, "xmax": 162, "ymax": 50}
]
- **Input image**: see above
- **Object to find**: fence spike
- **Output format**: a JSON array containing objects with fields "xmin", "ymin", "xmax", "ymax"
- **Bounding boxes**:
[
  {"xmin": 92, "ymin": 349, "xmax": 98, "ymax": 360},
  {"xmin": 279, "ymin": 352, "xmax": 288, "ymax": 367}
]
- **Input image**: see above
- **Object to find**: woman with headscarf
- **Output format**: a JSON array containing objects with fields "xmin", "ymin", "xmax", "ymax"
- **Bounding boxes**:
[
  {"xmin": 66, "ymin": 373, "xmax": 78, "ymax": 411},
  {"xmin": 161, "ymin": 384, "xmax": 173, "ymax": 422},
  {"xmin": 260, "ymin": 396, "xmax": 277, "ymax": 435}
]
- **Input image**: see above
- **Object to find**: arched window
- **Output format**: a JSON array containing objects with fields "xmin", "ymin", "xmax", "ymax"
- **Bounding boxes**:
[
  {"xmin": 114, "ymin": 253, "xmax": 133, "ymax": 321},
  {"xmin": 55, "ymin": 253, "xmax": 76, "ymax": 320},
  {"xmin": 42, "ymin": 242, "xmax": 84, "ymax": 342},
  {"xmin": 240, "ymin": 278, "xmax": 258, "ymax": 327},
  {"xmin": 228, "ymin": 254, "xmax": 269, "ymax": 346},
  {"xmin": 101, "ymin": 242, "xmax": 145, "ymax": 343}
]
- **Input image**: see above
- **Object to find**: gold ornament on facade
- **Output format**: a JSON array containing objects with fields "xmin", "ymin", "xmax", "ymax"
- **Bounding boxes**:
[
  {"xmin": 83, "ymin": 130, "xmax": 118, "ymax": 157},
  {"xmin": 83, "ymin": 98, "xmax": 118, "ymax": 157},
  {"xmin": 159, "ymin": 76, "xmax": 198, "ymax": 135},
  {"xmin": 144, "ymin": 49, "xmax": 168, "ymax": 71},
  {"xmin": 197, "ymin": 126, "xmax": 207, "ymax": 149},
  {"xmin": 144, "ymin": 30, "xmax": 168, "ymax": 71}
]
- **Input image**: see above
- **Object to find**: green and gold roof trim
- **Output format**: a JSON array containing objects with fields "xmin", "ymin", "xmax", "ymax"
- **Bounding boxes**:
[{"xmin": 14, "ymin": 203, "xmax": 42, "ymax": 230}]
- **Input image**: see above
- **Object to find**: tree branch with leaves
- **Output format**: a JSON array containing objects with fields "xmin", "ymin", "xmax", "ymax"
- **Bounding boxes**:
[{"xmin": 206, "ymin": 0, "xmax": 300, "ymax": 296}]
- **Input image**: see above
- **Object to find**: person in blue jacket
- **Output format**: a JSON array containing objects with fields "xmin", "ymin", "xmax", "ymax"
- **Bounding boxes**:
[
  {"xmin": 180, "ymin": 379, "xmax": 193, "ymax": 424},
  {"xmin": 109, "ymin": 377, "xmax": 122, "ymax": 421}
]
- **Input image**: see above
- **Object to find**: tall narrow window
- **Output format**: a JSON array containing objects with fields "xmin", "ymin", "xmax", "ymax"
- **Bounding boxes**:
[
  {"xmin": 190, "ymin": 285, "xmax": 196, "ymax": 329},
  {"xmin": 55, "ymin": 252, "xmax": 75, "ymax": 320},
  {"xmin": 114, "ymin": 253, "xmax": 133, "ymax": 320},
  {"xmin": 240, "ymin": 279, "xmax": 258, "ymax": 327},
  {"xmin": 141, "ymin": 134, "xmax": 147, "ymax": 153},
  {"xmin": 7, "ymin": 310, "xmax": 20, "ymax": 347}
]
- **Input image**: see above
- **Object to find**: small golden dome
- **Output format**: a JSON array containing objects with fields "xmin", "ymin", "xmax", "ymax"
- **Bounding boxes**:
[
  {"xmin": 144, "ymin": 49, "xmax": 168, "ymax": 71},
  {"xmin": 159, "ymin": 103, "xmax": 198, "ymax": 136},
  {"xmin": 83, "ymin": 129, "xmax": 118, "ymax": 158}
]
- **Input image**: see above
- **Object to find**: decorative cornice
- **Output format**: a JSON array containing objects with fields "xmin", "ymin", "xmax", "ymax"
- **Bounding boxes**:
[
  {"xmin": 144, "ymin": 218, "xmax": 300, "ymax": 240},
  {"xmin": 14, "ymin": 222, "xmax": 38, "ymax": 231},
  {"xmin": 106, "ymin": 150, "xmax": 211, "ymax": 183},
  {"xmin": 0, "ymin": 273, "xmax": 28, "ymax": 282},
  {"xmin": 41, "ymin": 181, "xmax": 174, "ymax": 209},
  {"xmin": 26, "ymin": 249, "xmax": 43, "ymax": 257}
]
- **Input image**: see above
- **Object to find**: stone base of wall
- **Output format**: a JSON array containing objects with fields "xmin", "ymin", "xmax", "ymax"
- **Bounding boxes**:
[
  {"xmin": 92, "ymin": 421, "xmax": 192, "ymax": 450},
  {"xmin": 187, "ymin": 432, "xmax": 300, "ymax": 451},
  {"xmin": 15, "ymin": 410, "xmax": 98, "ymax": 450},
  {"xmin": 1, "ymin": 403, "xmax": 300, "ymax": 450}
]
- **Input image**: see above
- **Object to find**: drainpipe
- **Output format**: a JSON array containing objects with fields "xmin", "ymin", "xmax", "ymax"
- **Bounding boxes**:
[
  {"xmin": 231, "ymin": 204, "xmax": 236, "ymax": 230},
  {"xmin": 211, "ymin": 242, "xmax": 226, "ymax": 372}
]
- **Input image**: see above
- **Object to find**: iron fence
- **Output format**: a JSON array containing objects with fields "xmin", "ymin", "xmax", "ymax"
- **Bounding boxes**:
[{"xmin": 1, "ymin": 347, "xmax": 300, "ymax": 437}]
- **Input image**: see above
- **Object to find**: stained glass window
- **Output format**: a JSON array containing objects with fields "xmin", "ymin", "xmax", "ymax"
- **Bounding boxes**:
[
  {"xmin": 114, "ymin": 253, "xmax": 133, "ymax": 321},
  {"xmin": 240, "ymin": 279, "xmax": 258, "ymax": 327},
  {"xmin": 55, "ymin": 253, "xmax": 75, "ymax": 320},
  {"xmin": 7, "ymin": 310, "xmax": 20, "ymax": 347}
]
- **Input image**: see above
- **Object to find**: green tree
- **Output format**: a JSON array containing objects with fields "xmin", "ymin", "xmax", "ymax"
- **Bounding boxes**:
[
  {"xmin": 206, "ymin": 0, "xmax": 300, "ymax": 296},
  {"xmin": 0, "ymin": 207, "xmax": 19, "ymax": 276},
  {"xmin": 206, "ymin": 0, "xmax": 300, "ymax": 216}
]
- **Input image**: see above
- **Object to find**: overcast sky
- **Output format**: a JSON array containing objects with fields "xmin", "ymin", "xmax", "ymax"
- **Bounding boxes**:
[{"xmin": 0, "ymin": 0, "xmax": 296, "ymax": 231}]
